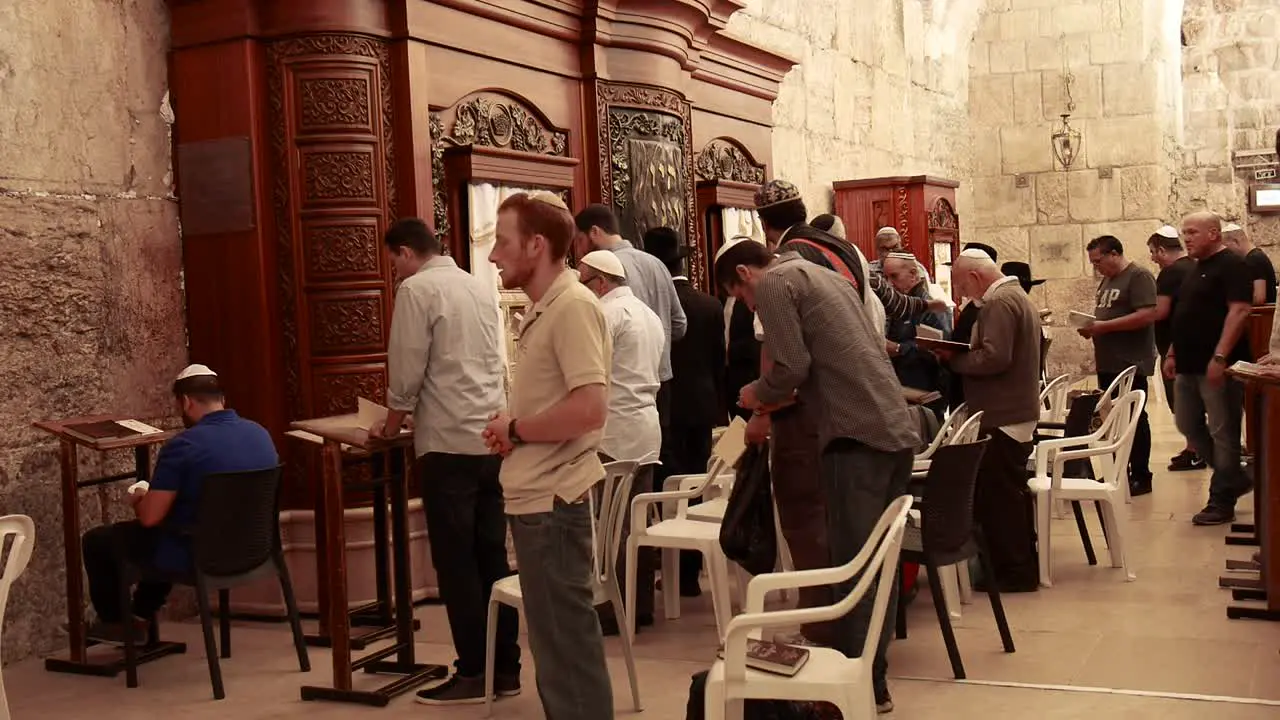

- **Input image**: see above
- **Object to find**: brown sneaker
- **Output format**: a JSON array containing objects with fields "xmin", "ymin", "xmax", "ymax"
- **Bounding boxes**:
[{"xmin": 495, "ymin": 672, "xmax": 522, "ymax": 697}]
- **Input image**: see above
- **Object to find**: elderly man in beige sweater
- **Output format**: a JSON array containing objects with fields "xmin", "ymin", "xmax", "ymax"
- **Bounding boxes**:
[{"xmin": 932, "ymin": 249, "xmax": 1042, "ymax": 592}]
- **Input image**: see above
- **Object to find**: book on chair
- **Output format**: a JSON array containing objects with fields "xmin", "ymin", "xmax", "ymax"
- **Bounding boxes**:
[{"xmin": 716, "ymin": 639, "xmax": 811, "ymax": 676}]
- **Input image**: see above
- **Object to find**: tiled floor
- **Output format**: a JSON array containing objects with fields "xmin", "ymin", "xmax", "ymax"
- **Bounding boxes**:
[{"xmin": 5, "ymin": 407, "xmax": 1279, "ymax": 718}]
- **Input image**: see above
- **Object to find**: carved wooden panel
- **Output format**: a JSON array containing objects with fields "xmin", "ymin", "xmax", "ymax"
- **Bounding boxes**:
[
  {"xmin": 694, "ymin": 137, "xmax": 765, "ymax": 185},
  {"xmin": 302, "ymin": 218, "xmax": 383, "ymax": 282},
  {"xmin": 312, "ymin": 365, "xmax": 387, "ymax": 418},
  {"xmin": 295, "ymin": 70, "xmax": 374, "ymax": 133},
  {"xmin": 430, "ymin": 90, "xmax": 572, "ymax": 242},
  {"xmin": 301, "ymin": 148, "xmax": 377, "ymax": 205},
  {"xmin": 307, "ymin": 291, "xmax": 386, "ymax": 356},
  {"xmin": 267, "ymin": 34, "xmax": 396, "ymax": 424},
  {"xmin": 596, "ymin": 82, "xmax": 700, "ymax": 289}
]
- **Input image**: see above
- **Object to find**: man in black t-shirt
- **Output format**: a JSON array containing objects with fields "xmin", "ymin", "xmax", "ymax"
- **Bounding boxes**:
[
  {"xmin": 1222, "ymin": 222, "xmax": 1277, "ymax": 305},
  {"xmin": 1166, "ymin": 211, "xmax": 1254, "ymax": 526},
  {"xmin": 1147, "ymin": 227, "xmax": 1204, "ymax": 472}
]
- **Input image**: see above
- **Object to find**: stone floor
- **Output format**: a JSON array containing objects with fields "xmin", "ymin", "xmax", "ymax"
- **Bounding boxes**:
[{"xmin": 5, "ymin": 406, "xmax": 1280, "ymax": 719}]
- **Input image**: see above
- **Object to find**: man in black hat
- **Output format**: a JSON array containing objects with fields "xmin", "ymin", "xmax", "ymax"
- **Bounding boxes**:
[{"xmin": 644, "ymin": 226, "xmax": 725, "ymax": 597}]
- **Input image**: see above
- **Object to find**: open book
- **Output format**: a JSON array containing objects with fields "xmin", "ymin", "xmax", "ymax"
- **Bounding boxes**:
[
  {"xmin": 1228, "ymin": 361, "xmax": 1280, "ymax": 380},
  {"xmin": 915, "ymin": 324, "xmax": 943, "ymax": 342},
  {"xmin": 66, "ymin": 419, "xmax": 164, "ymax": 441},
  {"xmin": 916, "ymin": 336, "xmax": 971, "ymax": 353},
  {"xmin": 1068, "ymin": 311, "xmax": 1096, "ymax": 328}
]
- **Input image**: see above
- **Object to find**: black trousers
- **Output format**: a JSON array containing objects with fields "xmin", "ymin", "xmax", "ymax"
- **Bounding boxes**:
[
  {"xmin": 1098, "ymin": 370, "xmax": 1152, "ymax": 481},
  {"xmin": 82, "ymin": 521, "xmax": 172, "ymax": 623},
  {"xmin": 975, "ymin": 429, "xmax": 1039, "ymax": 588},
  {"xmin": 420, "ymin": 452, "xmax": 520, "ymax": 677},
  {"xmin": 668, "ymin": 422, "xmax": 713, "ymax": 587}
]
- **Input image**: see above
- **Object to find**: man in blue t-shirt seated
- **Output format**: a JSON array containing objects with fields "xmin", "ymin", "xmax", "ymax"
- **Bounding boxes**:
[{"xmin": 78, "ymin": 364, "xmax": 278, "ymax": 644}]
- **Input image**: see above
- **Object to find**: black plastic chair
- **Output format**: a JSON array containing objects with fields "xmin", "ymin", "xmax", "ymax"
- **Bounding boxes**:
[
  {"xmin": 119, "ymin": 466, "xmax": 310, "ymax": 699},
  {"xmin": 895, "ymin": 439, "xmax": 1015, "ymax": 679}
]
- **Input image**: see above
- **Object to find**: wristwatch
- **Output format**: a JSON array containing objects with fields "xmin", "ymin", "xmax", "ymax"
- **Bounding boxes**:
[
  {"xmin": 1212, "ymin": 353, "xmax": 1228, "ymax": 365},
  {"xmin": 508, "ymin": 418, "xmax": 525, "ymax": 445}
]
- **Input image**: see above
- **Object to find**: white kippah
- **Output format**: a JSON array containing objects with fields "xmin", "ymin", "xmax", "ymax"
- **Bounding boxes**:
[
  {"xmin": 714, "ymin": 235, "xmax": 764, "ymax": 263},
  {"xmin": 1222, "ymin": 222, "xmax": 1243, "ymax": 233},
  {"xmin": 176, "ymin": 364, "xmax": 217, "ymax": 381},
  {"xmin": 959, "ymin": 247, "xmax": 993, "ymax": 262},
  {"xmin": 885, "ymin": 252, "xmax": 917, "ymax": 262},
  {"xmin": 1154, "ymin": 225, "xmax": 1179, "ymax": 239},
  {"xmin": 875, "ymin": 226, "xmax": 900, "ymax": 238}
]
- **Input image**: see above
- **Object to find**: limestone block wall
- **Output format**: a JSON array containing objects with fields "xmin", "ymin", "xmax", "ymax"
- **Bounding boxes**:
[
  {"xmin": 965, "ymin": 0, "xmax": 1184, "ymax": 376},
  {"xmin": 0, "ymin": 1, "xmax": 185, "ymax": 663},
  {"xmin": 1178, "ymin": 0, "xmax": 1280, "ymax": 251},
  {"xmin": 726, "ymin": 0, "xmax": 983, "ymax": 218}
]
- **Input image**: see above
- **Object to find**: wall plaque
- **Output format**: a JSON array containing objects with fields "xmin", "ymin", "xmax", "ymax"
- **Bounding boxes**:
[{"xmin": 177, "ymin": 136, "xmax": 255, "ymax": 236}]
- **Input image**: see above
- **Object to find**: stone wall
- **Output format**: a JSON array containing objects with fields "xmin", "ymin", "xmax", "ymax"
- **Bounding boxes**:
[
  {"xmin": 965, "ymin": 0, "xmax": 1185, "ymax": 376},
  {"xmin": 1178, "ymin": 0, "xmax": 1280, "ymax": 249},
  {"xmin": 726, "ymin": 0, "xmax": 984, "ymax": 216},
  {"xmin": 0, "ymin": 0, "xmax": 185, "ymax": 663}
]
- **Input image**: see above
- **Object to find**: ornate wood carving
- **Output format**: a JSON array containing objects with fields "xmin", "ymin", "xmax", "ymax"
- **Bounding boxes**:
[
  {"xmin": 896, "ymin": 186, "xmax": 911, "ymax": 246},
  {"xmin": 928, "ymin": 197, "xmax": 959, "ymax": 231},
  {"xmin": 313, "ymin": 368, "xmax": 387, "ymax": 418},
  {"xmin": 309, "ymin": 293, "xmax": 385, "ymax": 354},
  {"xmin": 304, "ymin": 222, "xmax": 381, "ymax": 280},
  {"xmin": 430, "ymin": 91, "xmax": 571, "ymax": 242},
  {"xmin": 298, "ymin": 77, "xmax": 371, "ymax": 128},
  {"xmin": 595, "ymin": 82, "xmax": 700, "ymax": 288},
  {"xmin": 694, "ymin": 138, "xmax": 765, "ymax": 185},
  {"xmin": 267, "ymin": 34, "xmax": 396, "ymax": 421},
  {"xmin": 303, "ymin": 150, "xmax": 376, "ymax": 203}
]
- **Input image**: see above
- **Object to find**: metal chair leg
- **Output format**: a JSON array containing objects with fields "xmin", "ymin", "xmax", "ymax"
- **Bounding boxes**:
[
  {"xmin": 924, "ymin": 561, "xmax": 966, "ymax": 679},
  {"xmin": 194, "ymin": 577, "xmax": 225, "ymax": 700},
  {"xmin": 218, "ymin": 589, "xmax": 231, "ymax": 659}
]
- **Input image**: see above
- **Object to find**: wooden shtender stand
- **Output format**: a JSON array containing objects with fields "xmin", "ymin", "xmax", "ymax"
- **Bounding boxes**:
[
  {"xmin": 288, "ymin": 414, "xmax": 446, "ymax": 706},
  {"xmin": 35, "ymin": 415, "xmax": 187, "ymax": 681},
  {"xmin": 1221, "ymin": 363, "xmax": 1280, "ymax": 622}
]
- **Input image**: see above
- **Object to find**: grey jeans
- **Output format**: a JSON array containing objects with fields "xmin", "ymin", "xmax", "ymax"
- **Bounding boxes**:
[
  {"xmin": 509, "ymin": 498, "xmax": 614, "ymax": 720},
  {"xmin": 1173, "ymin": 374, "xmax": 1251, "ymax": 509},
  {"xmin": 820, "ymin": 439, "xmax": 913, "ymax": 698}
]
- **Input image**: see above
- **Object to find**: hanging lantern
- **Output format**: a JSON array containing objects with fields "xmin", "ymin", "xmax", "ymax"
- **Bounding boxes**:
[{"xmin": 1052, "ymin": 113, "xmax": 1081, "ymax": 170}]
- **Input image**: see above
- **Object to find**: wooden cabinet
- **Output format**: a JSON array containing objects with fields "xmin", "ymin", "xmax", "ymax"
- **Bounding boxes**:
[{"xmin": 832, "ymin": 175, "xmax": 961, "ymax": 296}]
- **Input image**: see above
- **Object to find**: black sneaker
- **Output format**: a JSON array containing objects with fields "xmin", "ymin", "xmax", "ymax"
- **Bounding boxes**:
[
  {"xmin": 495, "ymin": 673, "xmax": 521, "ymax": 698},
  {"xmin": 1192, "ymin": 505, "xmax": 1235, "ymax": 526},
  {"xmin": 875, "ymin": 689, "xmax": 894, "ymax": 714},
  {"xmin": 1168, "ymin": 451, "xmax": 1206, "ymax": 472},
  {"xmin": 415, "ymin": 674, "xmax": 488, "ymax": 705}
]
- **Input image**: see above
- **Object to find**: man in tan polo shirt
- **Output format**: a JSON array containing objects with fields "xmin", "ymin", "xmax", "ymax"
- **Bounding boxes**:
[{"xmin": 482, "ymin": 191, "xmax": 614, "ymax": 719}]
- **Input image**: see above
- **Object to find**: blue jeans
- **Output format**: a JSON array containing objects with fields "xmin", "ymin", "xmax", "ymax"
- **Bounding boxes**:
[
  {"xmin": 820, "ymin": 439, "xmax": 913, "ymax": 698},
  {"xmin": 509, "ymin": 498, "xmax": 613, "ymax": 720},
  {"xmin": 1173, "ymin": 374, "xmax": 1251, "ymax": 509}
]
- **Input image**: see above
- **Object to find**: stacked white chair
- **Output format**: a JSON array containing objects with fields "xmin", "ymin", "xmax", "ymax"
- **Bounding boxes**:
[
  {"xmin": 702, "ymin": 495, "xmax": 913, "ymax": 720},
  {"xmin": 911, "ymin": 404, "xmax": 970, "ymax": 476},
  {"xmin": 1038, "ymin": 373, "xmax": 1073, "ymax": 427},
  {"xmin": 483, "ymin": 459, "xmax": 654, "ymax": 716},
  {"xmin": 0, "ymin": 515, "xmax": 35, "ymax": 720},
  {"xmin": 627, "ymin": 417, "xmax": 748, "ymax": 641},
  {"xmin": 1029, "ymin": 389, "xmax": 1145, "ymax": 587}
]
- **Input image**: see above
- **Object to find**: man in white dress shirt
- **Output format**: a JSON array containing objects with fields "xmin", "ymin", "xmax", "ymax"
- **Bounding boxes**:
[{"xmin": 577, "ymin": 249, "xmax": 664, "ymax": 635}]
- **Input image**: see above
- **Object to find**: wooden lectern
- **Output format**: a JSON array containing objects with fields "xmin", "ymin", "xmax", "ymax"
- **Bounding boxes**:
[
  {"xmin": 34, "ymin": 415, "xmax": 187, "ymax": 682},
  {"xmin": 1243, "ymin": 305, "xmax": 1275, "ymax": 454},
  {"xmin": 288, "ymin": 415, "xmax": 447, "ymax": 706},
  {"xmin": 1222, "ymin": 362, "xmax": 1280, "ymax": 622}
]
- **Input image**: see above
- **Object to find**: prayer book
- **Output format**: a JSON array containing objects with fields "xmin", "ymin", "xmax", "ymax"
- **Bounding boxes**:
[
  {"xmin": 902, "ymin": 386, "xmax": 943, "ymax": 405},
  {"xmin": 1068, "ymin": 311, "xmax": 1096, "ymax": 328},
  {"xmin": 1228, "ymin": 361, "xmax": 1280, "ymax": 380},
  {"xmin": 716, "ymin": 639, "xmax": 811, "ymax": 677},
  {"xmin": 66, "ymin": 419, "xmax": 164, "ymax": 441},
  {"xmin": 914, "ymin": 324, "xmax": 943, "ymax": 342},
  {"xmin": 915, "ymin": 337, "xmax": 971, "ymax": 353},
  {"xmin": 355, "ymin": 397, "xmax": 390, "ymax": 431}
]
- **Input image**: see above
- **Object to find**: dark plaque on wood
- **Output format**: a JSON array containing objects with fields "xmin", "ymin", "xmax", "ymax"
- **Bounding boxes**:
[{"xmin": 177, "ymin": 136, "xmax": 255, "ymax": 236}]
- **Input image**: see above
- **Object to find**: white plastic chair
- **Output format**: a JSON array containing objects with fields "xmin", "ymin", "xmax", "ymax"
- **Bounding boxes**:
[
  {"xmin": 0, "ymin": 515, "xmax": 35, "ymax": 720},
  {"xmin": 483, "ymin": 460, "xmax": 652, "ymax": 716},
  {"xmin": 702, "ymin": 496, "xmax": 913, "ymax": 720},
  {"xmin": 628, "ymin": 418, "xmax": 748, "ymax": 641},
  {"xmin": 912, "ymin": 404, "xmax": 968, "ymax": 474},
  {"xmin": 1029, "ymin": 390, "xmax": 1145, "ymax": 588},
  {"xmin": 1097, "ymin": 366, "xmax": 1138, "ymax": 504},
  {"xmin": 1038, "ymin": 373, "xmax": 1073, "ymax": 425}
]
